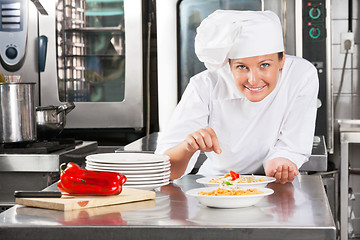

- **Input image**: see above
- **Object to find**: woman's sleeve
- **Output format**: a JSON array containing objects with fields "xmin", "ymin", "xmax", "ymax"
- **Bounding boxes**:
[
  {"xmin": 155, "ymin": 75, "xmax": 211, "ymax": 176},
  {"xmin": 263, "ymin": 63, "xmax": 319, "ymax": 169}
]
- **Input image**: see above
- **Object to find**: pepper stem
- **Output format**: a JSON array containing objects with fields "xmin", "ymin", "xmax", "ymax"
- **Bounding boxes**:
[{"xmin": 59, "ymin": 163, "xmax": 67, "ymax": 174}]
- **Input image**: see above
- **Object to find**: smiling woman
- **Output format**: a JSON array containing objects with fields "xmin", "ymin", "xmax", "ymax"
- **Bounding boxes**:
[{"xmin": 155, "ymin": 10, "xmax": 319, "ymax": 184}]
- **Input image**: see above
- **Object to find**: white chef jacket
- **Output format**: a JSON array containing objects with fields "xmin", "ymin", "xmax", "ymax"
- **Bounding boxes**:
[{"xmin": 155, "ymin": 55, "xmax": 319, "ymax": 177}]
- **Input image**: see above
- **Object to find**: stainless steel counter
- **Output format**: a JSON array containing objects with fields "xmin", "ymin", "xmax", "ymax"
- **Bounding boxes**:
[
  {"xmin": 122, "ymin": 133, "xmax": 328, "ymax": 172},
  {"xmin": 0, "ymin": 175, "xmax": 335, "ymax": 240}
]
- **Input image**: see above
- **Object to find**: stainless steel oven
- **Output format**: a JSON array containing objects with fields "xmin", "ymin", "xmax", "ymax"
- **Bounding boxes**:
[
  {"xmin": 156, "ymin": 0, "xmax": 333, "ymax": 152},
  {"xmin": 0, "ymin": 0, "xmax": 144, "ymax": 130}
]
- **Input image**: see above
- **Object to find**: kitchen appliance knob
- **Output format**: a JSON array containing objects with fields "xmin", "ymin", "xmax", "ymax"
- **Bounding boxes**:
[
  {"xmin": 309, "ymin": 27, "xmax": 321, "ymax": 39},
  {"xmin": 309, "ymin": 7, "xmax": 321, "ymax": 20},
  {"xmin": 5, "ymin": 47, "xmax": 18, "ymax": 59}
]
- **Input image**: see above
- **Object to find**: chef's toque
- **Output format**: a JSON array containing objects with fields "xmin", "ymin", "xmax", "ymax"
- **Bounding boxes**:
[{"xmin": 195, "ymin": 10, "xmax": 284, "ymax": 70}]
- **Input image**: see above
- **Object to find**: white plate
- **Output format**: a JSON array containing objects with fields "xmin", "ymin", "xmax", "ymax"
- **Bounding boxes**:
[
  {"xmin": 186, "ymin": 187, "xmax": 274, "ymax": 208},
  {"xmin": 196, "ymin": 175, "xmax": 276, "ymax": 189},
  {"xmin": 125, "ymin": 178, "xmax": 169, "ymax": 185},
  {"xmin": 85, "ymin": 153, "xmax": 170, "ymax": 164},
  {"xmin": 126, "ymin": 174, "xmax": 170, "ymax": 182},
  {"xmin": 123, "ymin": 171, "xmax": 171, "ymax": 179},
  {"xmin": 126, "ymin": 181, "xmax": 170, "ymax": 190},
  {"xmin": 85, "ymin": 162, "xmax": 171, "ymax": 171},
  {"xmin": 85, "ymin": 160, "xmax": 170, "ymax": 168},
  {"xmin": 85, "ymin": 166, "xmax": 170, "ymax": 174}
]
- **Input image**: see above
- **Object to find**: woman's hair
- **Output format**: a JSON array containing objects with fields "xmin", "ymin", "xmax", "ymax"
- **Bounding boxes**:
[{"xmin": 278, "ymin": 52, "xmax": 284, "ymax": 60}]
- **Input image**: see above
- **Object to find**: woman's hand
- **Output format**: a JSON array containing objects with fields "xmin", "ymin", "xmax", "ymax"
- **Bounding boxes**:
[
  {"xmin": 264, "ymin": 158, "xmax": 298, "ymax": 184},
  {"xmin": 183, "ymin": 128, "xmax": 222, "ymax": 154},
  {"xmin": 164, "ymin": 128, "xmax": 222, "ymax": 180}
]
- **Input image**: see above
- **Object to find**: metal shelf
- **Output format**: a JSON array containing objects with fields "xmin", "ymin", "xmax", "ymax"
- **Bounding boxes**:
[
  {"xmin": 63, "ymin": 54, "xmax": 124, "ymax": 57},
  {"xmin": 64, "ymin": 27, "xmax": 123, "ymax": 32},
  {"xmin": 86, "ymin": 0, "xmax": 123, "ymax": 2}
]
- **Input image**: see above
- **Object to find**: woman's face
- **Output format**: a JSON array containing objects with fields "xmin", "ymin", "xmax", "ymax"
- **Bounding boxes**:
[{"xmin": 229, "ymin": 53, "xmax": 285, "ymax": 102}]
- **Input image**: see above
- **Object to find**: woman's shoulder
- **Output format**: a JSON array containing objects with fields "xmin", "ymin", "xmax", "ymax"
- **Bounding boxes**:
[
  {"xmin": 282, "ymin": 55, "xmax": 319, "ymax": 89},
  {"xmin": 284, "ymin": 55, "xmax": 317, "ymax": 73}
]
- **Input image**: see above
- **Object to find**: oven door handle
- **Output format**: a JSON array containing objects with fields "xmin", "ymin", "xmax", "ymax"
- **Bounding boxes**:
[{"xmin": 38, "ymin": 35, "xmax": 48, "ymax": 72}]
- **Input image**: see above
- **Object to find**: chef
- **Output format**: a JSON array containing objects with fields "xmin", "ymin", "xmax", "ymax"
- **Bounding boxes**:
[{"xmin": 155, "ymin": 10, "xmax": 318, "ymax": 184}]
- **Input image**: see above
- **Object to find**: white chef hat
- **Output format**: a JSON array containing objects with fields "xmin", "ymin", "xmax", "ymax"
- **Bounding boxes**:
[{"xmin": 195, "ymin": 10, "xmax": 284, "ymax": 70}]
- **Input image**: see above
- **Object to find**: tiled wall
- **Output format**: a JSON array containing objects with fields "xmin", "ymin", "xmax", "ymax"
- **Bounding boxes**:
[
  {"xmin": 332, "ymin": 0, "xmax": 359, "ymax": 121},
  {"xmin": 332, "ymin": 0, "xmax": 360, "ymax": 236},
  {"xmin": 331, "ymin": 0, "xmax": 360, "ymax": 153},
  {"xmin": 331, "ymin": 0, "xmax": 360, "ymax": 167}
]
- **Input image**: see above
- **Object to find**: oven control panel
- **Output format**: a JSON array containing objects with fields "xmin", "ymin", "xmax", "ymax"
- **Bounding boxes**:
[
  {"xmin": 0, "ymin": 0, "xmax": 27, "ymax": 71},
  {"xmin": 302, "ymin": 0, "xmax": 327, "ymax": 141}
]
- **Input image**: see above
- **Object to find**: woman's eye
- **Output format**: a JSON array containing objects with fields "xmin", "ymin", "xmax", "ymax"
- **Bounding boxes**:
[
  {"xmin": 237, "ymin": 65, "xmax": 246, "ymax": 70},
  {"xmin": 260, "ymin": 63, "xmax": 270, "ymax": 68}
]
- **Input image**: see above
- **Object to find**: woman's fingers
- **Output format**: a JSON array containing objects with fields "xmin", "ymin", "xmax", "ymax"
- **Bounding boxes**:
[
  {"xmin": 280, "ymin": 165, "xmax": 289, "ymax": 184},
  {"xmin": 287, "ymin": 166, "xmax": 296, "ymax": 182},
  {"xmin": 199, "ymin": 129, "xmax": 213, "ymax": 149},
  {"xmin": 193, "ymin": 131, "xmax": 207, "ymax": 149},
  {"xmin": 184, "ymin": 128, "xmax": 222, "ymax": 154},
  {"xmin": 274, "ymin": 165, "xmax": 282, "ymax": 182},
  {"xmin": 185, "ymin": 134, "xmax": 199, "ymax": 152},
  {"xmin": 206, "ymin": 128, "xmax": 222, "ymax": 154},
  {"xmin": 278, "ymin": 165, "xmax": 298, "ymax": 184},
  {"xmin": 265, "ymin": 158, "xmax": 298, "ymax": 184}
]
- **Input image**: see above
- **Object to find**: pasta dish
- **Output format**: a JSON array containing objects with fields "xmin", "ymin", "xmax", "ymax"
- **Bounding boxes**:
[{"xmin": 198, "ymin": 187, "xmax": 264, "ymax": 196}]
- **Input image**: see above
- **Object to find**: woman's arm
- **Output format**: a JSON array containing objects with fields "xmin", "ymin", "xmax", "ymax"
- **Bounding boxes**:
[{"xmin": 156, "ymin": 73, "xmax": 216, "ymax": 179}]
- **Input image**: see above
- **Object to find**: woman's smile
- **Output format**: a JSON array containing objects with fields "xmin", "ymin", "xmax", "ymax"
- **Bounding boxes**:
[{"xmin": 245, "ymin": 85, "xmax": 267, "ymax": 93}]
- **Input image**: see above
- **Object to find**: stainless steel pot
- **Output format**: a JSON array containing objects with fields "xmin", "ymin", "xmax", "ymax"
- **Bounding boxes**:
[
  {"xmin": 0, "ymin": 82, "xmax": 37, "ymax": 143},
  {"xmin": 36, "ymin": 102, "xmax": 75, "ymax": 139}
]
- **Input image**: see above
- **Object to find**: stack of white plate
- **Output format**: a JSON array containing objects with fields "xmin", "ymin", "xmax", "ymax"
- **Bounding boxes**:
[{"xmin": 85, "ymin": 153, "xmax": 171, "ymax": 190}]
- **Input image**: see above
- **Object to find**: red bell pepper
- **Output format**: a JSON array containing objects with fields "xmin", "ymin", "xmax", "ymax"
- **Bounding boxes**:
[
  {"xmin": 230, "ymin": 170, "xmax": 240, "ymax": 181},
  {"xmin": 57, "ymin": 162, "xmax": 127, "ymax": 195}
]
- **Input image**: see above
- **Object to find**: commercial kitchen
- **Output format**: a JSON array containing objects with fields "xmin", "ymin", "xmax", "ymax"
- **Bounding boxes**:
[{"xmin": 0, "ymin": 0, "xmax": 358, "ymax": 239}]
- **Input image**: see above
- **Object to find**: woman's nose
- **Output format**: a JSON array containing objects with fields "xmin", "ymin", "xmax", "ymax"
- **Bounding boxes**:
[{"xmin": 248, "ymin": 70, "xmax": 259, "ymax": 85}]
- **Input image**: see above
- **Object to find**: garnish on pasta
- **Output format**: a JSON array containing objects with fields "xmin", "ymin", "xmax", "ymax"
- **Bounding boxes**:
[{"xmin": 209, "ymin": 171, "xmax": 265, "ymax": 184}]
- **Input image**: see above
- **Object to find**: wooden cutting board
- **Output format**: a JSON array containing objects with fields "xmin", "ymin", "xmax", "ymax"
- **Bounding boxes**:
[{"xmin": 15, "ymin": 188, "xmax": 156, "ymax": 211}]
